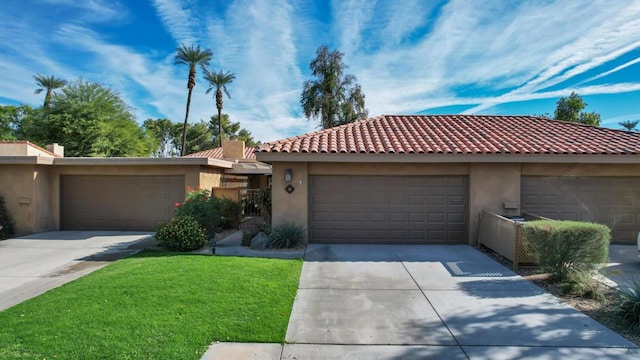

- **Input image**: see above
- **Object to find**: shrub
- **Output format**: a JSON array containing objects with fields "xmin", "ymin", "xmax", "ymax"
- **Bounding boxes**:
[
  {"xmin": 219, "ymin": 197, "xmax": 242, "ymax": 229},
  {"xmin": 268, "ymin": 222, "xmax": 305, "ymax": 249},
  {"xmin": 175, "ymin": 188, "xmax": 223, "ymax": 238},
  {"xmin": 156, "ymin": 216, "xmax": 208, "ymax": 251},
  {"xmin": 0, "ymin": 196, "xmax": 15, "ymax": 240},
  {"xmin": 260, "ymin": 222, "xmax": 272, "ymax": 236},
  {"xmin": 617, "ymin": 279, "xmax": 640, "ymax": 333},
  {"xmin": 257, "ymin": 189, "xmax": 272, "ymax": 222},
  {"xmin": 522, "ymin": 220, "xmax": 610, "ymax": 283},
  {"xmin": 241, "ymin": 231, "xmax": 255, "ymax": 247}
]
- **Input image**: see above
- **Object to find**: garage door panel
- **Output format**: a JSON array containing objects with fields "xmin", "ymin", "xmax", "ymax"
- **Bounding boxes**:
[
  {"xmin": 310, "ymin": 175, "xmax": 467, "ymax": 244},
  {"xmin": 522, "ymin": 176, "xmax": 640, "ymax": 244},
  {"xmin": 61, "ymin": 175, "xmax": 184, "ymax": 231}
]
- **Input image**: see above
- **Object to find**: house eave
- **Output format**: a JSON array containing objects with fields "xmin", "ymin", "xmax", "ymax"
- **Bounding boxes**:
[
  {"xmin": 52, "ymin": 157, "xmax": 233, "ymax": 168},
  {"xmin": 0, "ymin": 156, "xmax": 55, "ymax": 165}
]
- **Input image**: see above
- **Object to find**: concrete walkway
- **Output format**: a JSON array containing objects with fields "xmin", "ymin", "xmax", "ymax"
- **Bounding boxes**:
[
  {"xmin": 0, "ymin": 231, "xmax": 154, "ymax": 311},
  {"xmin": 203, "ymin": 244, "xmax": 640, "ymax": 359},
  {"xmin": 599, "ymin": 244, "xmax": 640, "ymax": 290}
]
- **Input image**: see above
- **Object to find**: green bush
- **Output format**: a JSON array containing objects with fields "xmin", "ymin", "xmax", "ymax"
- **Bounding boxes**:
[
  {"xmin": 241, "ymin": 231, "xmax": 255, "ymax": 247},
  {"xmin": 617, "ymin": 279, "xmax": 640, "ymax": 333},
  {"xmin": 175, "ymin": 188, "xmax": 223, "ymax": 238},
  {"xmin": 268, "ymin": 222, "xmax": 305, "ymax": 249},
  {"xmin": 522, "ymin": 220, "xmax": 610, "ymax": 283},
  {"xmin": 156, "ymin": 216, "xmax": 208, "ymax": 251},
  {"xmin": 0, "ymin": 196, "xmax": 15, "ymax": 240},
  {"xmin": 257, "ymin": 189, "xmax": 272, "ymax": 222},
  {"xmin": 220, "ymin": 197, "xmax": 242, "ymax": 229}
]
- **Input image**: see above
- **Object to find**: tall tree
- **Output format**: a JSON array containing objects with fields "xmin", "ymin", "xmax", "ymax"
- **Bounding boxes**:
[
  {"xmin": 175, "ymin": 44, "xmax": 213, "ymax": 156},
  {"xmin": 33, "ymin": 74, "xmax": 67, "ymax": 108},
  {"xmin": 553, "ymin": 92, "xmax": 601, "ymax": 126},
  {"xmin": 209, "ymin": 113, "xmax": 260, "ymax": 147},
  {"xmin": 23, "ymin": 79, "xmax": 154, "ymax": 156},
  {"xmin": 181, "ymin": 120, "xmax": 215, "ymax": 155},
  {"xmin": 301, "ymin": 45, "xmax": 368, "ymax": 129},
  {"xmin": 0, "ymin": 104, "xmax": 34, "ymax": 140},
  {"xmin": 619, "ymin": 120, "xmax": 639, "ymax": 132},
  {"xmin": 143, "ymin": 118, "xmax": 181, "ymax": 157},
  {"xmin": 203, "ymin": 68, "xmax": 235, "ymax": 147}
]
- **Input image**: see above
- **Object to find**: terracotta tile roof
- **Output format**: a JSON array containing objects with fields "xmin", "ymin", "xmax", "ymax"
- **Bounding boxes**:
[
  {"xmin": 184, "ymin": 146, "xmax": 256, "ymax": 159},
  {"xmin": 258, "ymin": 115, "xmax": 640, "ymax": 155}
]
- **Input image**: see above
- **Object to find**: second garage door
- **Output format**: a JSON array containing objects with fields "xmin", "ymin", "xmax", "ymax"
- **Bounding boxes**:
[
  {"xmin": 521, "ymin": 176, "xmax": 640, "ymax": 244},
  {"xmin": 61, "ymin": 175, "xmax": 185, "ymax": 231},
  {"xmin": 309, "ymin": 175, "xmax": 467, "ymax": 244}
]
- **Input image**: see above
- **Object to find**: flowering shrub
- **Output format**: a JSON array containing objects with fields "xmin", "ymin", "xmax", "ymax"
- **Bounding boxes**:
[
  {"xmin": 155, "ymin": 215, "xmax": 208, "ymax": 251},
  {"xmin": 175, "ymin": 188, "xmax": 223, "ymax": 238}
]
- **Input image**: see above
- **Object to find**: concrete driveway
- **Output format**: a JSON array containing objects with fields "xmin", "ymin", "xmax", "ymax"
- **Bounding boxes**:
[
  {"xmin": 0, "ymin": 231, "xmax": 154, "ymax": 311},
  {"xmin": 204, "ymin": 244, "xmax": 639, "ymax": 359},
  {"xmin": 600, "ymin": 244, "xmax": 640, "ymax": 290}
]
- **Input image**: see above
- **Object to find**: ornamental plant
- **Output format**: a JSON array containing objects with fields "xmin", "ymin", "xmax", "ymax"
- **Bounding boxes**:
[
  {"xmin": 522, "ymin": 220, "xmax": 610, "ymax": 283},
  {"xmin": 155, "ymin": 215, "xmax": 208, "ymax": 251},
  {"xmin": 0, "ymin": 196, "xmax": 15, "ymax": 240},
  {"xmin": 175, "ymin": 187, "xmax": 223, "ymax": 238}
]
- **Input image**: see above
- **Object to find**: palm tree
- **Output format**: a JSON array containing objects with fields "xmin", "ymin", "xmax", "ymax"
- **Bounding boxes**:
[
  {"xmin": 203, "ymin": 68, "xmax": 235, "ymax": 147},
  {"xmin": 33, "ymin": 74, "xmax": 66, "ymax": 108},
  {"xmin": 174, "ymin": 44, "xmax": 213, "ymax": 156},
  {"xmin": 619, "ymin": 120, "xmax": 639, "ymax": 132}
]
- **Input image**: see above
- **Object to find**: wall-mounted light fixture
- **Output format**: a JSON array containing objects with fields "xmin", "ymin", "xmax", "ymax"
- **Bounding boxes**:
[{"xmin": 285, "ymin": 168, "xmax": 293, "ymax": 182}]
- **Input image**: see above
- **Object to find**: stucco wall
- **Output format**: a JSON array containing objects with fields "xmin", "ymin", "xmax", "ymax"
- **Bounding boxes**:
[
  {"xmin": 522, "ymin": 163, "xmax": 640, "ymax": 176},
  {"xmin": 0, "ymin": 165, "xmax": 36, "ymax": 235},
  {"xmin": 272, "ymin": 162, "xmax": 308, "ymax": 240},
  {"xmin": 469, "ymin": 163, "xmax": 521, "ymax": 245},
  {"xmin": 34, "ymin": 166, "xmax": 53, "ymax": 232},
  {"xmin": 199, "ymin": 166, "xmax": 223, "ymax": 191}
]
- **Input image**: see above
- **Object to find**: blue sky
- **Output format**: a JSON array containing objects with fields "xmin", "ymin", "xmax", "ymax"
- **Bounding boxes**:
[{"xmin": 1, "ymin": 0, "xmax": 640, "ymax": 142}]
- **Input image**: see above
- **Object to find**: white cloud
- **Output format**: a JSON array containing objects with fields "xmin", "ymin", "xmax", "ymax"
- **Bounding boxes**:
[{"xmin": 151, "ymin": 0, "xmax": 198, "ymax": 45}]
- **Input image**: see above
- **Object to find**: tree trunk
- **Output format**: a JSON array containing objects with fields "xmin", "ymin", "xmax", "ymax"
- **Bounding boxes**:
[
  {"xmin": 217, "ymin": 89, "xmax": 223, "ymax": 147},
  {"xmin": 181, "ymin": 86, "xmax": 193, "ymax": 156},
  {"xmin": 217, "ymin": 106, "xmax": 223, "ymax": 148}
]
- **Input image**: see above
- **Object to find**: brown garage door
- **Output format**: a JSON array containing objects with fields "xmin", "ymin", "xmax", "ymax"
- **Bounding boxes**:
[
  {"xmin": 521, "ymin": 176, "xmax": 640, "ymax": 244},
  {"xmin": 61, "ymin": 175, "xmax": 185, "ymax": 231},
  {"xmin": 309, "ymin": 176, "xmax": 467, "ymax": 244}
]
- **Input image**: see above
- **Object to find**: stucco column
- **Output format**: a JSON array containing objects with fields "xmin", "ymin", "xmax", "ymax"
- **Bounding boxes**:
[
  {"xmin": 271, "ymin": 162, "xmax": 308, "ymax": 241},
  {"xmin": 469, "ymin": 163, "xmax": 522, "ymax": 245}
]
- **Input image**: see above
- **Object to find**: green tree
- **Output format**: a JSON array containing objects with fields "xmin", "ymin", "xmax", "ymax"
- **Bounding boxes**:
[
  {"xmin": 301, "ymin": 45, "xmax": 368, "ymax": 129},
  {"xmin": 209, "ymin": 113, "xmax": 260, "ymax": 147},
  {"xmin": 144, "ymin": 118, "xmax": 181, "ymax": 157},
  {"xmin": 175, "ymin": 44, "xmax": 213, "ymax": 156},
  {"xmin": 33, "ymin": 74, "xmax": 67, "ymax": 108},
  {"xmin": 0, "ymin": 104, "xmax": 34, "ymax": 140},
  {"xmin": 203, "ymin": 68, "xmax": 235, "ymax": 147},
  {"xmin": 181, "ymin": 120, "xmax": 215, "ymax": 155},
  {"xmin": 553, "ymin": 92, "xmax": 601, "ymax": 126},
  {"xmin": 619, "ymin": 120, "xmax": 639, "ymax": 132},
  {"xmin": 23, "ymin": 79, "xmax": 154, "ymax": 157}
]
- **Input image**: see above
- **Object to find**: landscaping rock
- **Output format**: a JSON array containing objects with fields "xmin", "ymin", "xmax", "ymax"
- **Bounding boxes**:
[{"xmin": 250, "ymin": 232, "xmax": 269, "ymax": 250}]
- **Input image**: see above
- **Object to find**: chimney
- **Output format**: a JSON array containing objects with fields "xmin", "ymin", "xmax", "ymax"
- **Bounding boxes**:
[
  {"xmin": 222, "ymin": 140, "xmax": 245, "ymax": 159},
  {"xmin": 46, "ymin": 143, "xmax": 64, "ymax": 157}
]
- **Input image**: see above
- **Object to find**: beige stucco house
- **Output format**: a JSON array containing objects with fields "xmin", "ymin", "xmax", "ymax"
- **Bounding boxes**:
[
  {"xmin": 0, "ymin": 140, "xmax": 270, "ymax": 236},
  {"xmin": 256, "ymin": 115, "xmax": 640, "ymax": 245}
]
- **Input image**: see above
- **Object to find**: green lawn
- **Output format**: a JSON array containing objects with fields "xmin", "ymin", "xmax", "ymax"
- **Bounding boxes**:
[{"xmin": 0, "ymin": 252, "xmax": 302, "ymax": 360}]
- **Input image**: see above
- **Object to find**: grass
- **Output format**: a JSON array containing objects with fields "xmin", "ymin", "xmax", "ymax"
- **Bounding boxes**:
[{"xmin": 0, "ymin": 252, "xmax": 302, "ymax": 359}]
